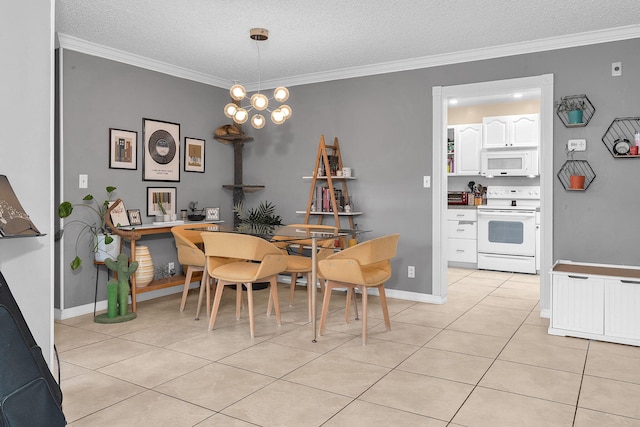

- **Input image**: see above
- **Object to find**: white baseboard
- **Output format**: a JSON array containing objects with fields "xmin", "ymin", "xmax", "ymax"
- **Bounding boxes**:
[{"xmin": 54, "ymin": 282, "xmax": 199, "ymax": 320}]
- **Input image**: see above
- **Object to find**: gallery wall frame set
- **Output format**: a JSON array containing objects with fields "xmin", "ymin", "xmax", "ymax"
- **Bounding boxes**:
[
  {"xmin": 143, "ymin": 118, "xmax": 180, "ymax": 182},
  {"xmin": 109, "ymin": 128, "xmax": 138, "ymax": 170}
]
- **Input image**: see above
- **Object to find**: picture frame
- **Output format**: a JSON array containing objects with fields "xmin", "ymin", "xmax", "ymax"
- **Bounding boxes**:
[
  {"xmin": 205, "ymin": 207, "xmax": 220, "ymax": 221},
  {"xmin": 184, "ymin": 137, "xmax": 205, "ymax": 173},
  {"xmin": 108, "ymin": 200, "xmax": 130, "ymax": 227},
  {"xmin": 143, "ymin": 118, "xmax": 180, "ymax": 181},
  {"xmin": 127, "ymin": 209, "xmax": 142, "ymax": 226},
  {"xmin": 147, "ymin": 187, "xmax": 177, "ymax": 216},
  {"xmin": 109, "ymin": 128, "xmax": 138, "ymax": 170}
]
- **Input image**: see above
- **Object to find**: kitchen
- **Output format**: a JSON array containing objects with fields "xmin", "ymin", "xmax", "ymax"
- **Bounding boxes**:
[{"xmin": 446, "ymin": 91, "xmax": 541, "ymax": 275}]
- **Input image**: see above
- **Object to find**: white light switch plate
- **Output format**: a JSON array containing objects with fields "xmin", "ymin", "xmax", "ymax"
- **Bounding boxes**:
[
  {"xmin": 79, "ymin": 174, "xmax": 88, "ymax": 188},
  {"xmin": 423, "ymin": 176, "xmax": 430, "ymax": 188},
  {"xmin": 568, "ymin": 139, "xmax": 586, "ymax": 151}
]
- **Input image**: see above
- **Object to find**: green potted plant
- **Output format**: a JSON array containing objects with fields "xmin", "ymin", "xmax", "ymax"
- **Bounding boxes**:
[
  {"xmin": 557, "ymin": 97, "xmax": 586, "ymax": 124},
  {"xmin": 57, "ymin": 186, "xmax": 121, "ymax": 270},
  {"xmin": 233, "ymin": 200, "xmax": 282, "ymax": 234}
]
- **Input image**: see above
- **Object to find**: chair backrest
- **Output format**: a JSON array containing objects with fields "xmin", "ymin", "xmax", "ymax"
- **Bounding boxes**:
[
  {"xmin": 171, "ymin": 225, "xmax": 205, "ymax": 267},
  {"xmin": 326, "ymin": 234, "xmax": 400, "ymax": 266},
  {"xmin": 201, "ymin": 232, "xmax": 282, "ymax": 262}
]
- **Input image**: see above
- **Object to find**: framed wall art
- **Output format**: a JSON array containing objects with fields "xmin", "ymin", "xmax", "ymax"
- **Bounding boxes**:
[
  {"xmin": 109, "ymin": 128, "xmax": 137, "ymax": 170},
  {"xmin": 143, "ymin": 118, "xmax": 180, "ymax": 181},
  {"xmin": 147, "ymin": 187, "xmax": 177, "ymax": 216},
  {"xmin": 127, "ymin": 209, "xmax": 142, "ymax": 226},
  {"xmin": 205, "ymin": 207, "xmax": 220, "ymax": 221},
  {"xmin": 184, "ymin": 137, "xmax": 205, "ymax": 173},
  {"xmin": 108, "ymin": 200, "xmax": 130, "ymax": 227}
]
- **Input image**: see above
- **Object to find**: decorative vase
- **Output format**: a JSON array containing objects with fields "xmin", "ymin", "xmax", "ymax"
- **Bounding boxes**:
[
  {"xmin": 567, "ymin": 110, "xmax": 583, "ymax": 124},
  {"xmin": 569, "ymin": 175, "xmax": 585, "ymax": 190},
  {"xmin": 95, "ymin": 234, "xmax": 120, "ymax": 263},
  {"xmin": 134, "ymin": 245, "xmax": 154, "ymax": 287}
]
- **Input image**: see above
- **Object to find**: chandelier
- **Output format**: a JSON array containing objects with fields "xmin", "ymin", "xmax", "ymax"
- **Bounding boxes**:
[{"xmin": 223, "ymin": 28, "xmax": 292, "ymax": 129}]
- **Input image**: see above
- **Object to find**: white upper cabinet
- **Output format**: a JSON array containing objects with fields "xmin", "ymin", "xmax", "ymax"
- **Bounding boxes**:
[
  {"xmin": 483, "ymin": 114, "xmax": 539, "ymax": 148},
  {"xmin": 456, "ymin": 124, "xmax": 482, "ymax": 175}
]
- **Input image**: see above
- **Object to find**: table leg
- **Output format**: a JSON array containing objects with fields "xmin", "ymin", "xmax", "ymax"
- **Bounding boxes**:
[{"xmin": 311, "ymin": 237, "xmax": 317, "ymax": 342}]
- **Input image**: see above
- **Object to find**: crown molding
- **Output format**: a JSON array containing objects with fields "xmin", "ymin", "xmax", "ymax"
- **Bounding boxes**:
[
  {"xmin": 56, "ymin": 33, "xmax": 231, "ymax": 88},
  {"xmin": 58, "ymin": 25, "xmax": 640, "ymax": 90}
]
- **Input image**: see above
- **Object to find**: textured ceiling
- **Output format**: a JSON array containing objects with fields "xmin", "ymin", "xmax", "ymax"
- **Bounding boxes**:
[{"xmin": 56, "ymin": 0, "xmax": 640, "ymax": 88}]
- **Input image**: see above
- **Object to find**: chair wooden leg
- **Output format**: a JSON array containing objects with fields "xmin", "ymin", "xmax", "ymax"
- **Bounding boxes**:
[
  {"xmin": 208, "ymin": 279, "xmax": 226, "ymax": 331},
  {"xmin": 195, "ymin": 269, "xmax": 208, "ymax": 320},
  {"xmin": 246, "ymin": 283, "xmax": 255, "ymax": 338},
  {"xmin": 378, "ymin": 284, "xmax": 391, "ymax": 332},
  {"xmin": 289, "ymin": 272, "xmax": 298, "ymax": 306},
  {"xmin": 361, "ymin": 286, "xmax": 368, "ymax": 345},
  {"xmin": 352, "ymin": 290, "xmax": 359, "ymax": 320},
  {"xmin": 270, "ymin": 276, "xmax": 281, "ymax": 326},
  {"xmin": 180, "ymin": 266, "xmax": 194, "ymax": 311},
  {"xmin": 235, "ymin": 284, "xmax": 243, "ymax": 320},
  {"xmin": 345, "ymin": 286, "xmax": 352, "ymax": 323},
  {"xmin": 319, "ymin": 281, "xmax": 334, "ymax": 336}
]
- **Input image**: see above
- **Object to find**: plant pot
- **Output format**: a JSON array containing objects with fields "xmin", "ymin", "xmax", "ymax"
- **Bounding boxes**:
[
  {"xmin": 95, "ymin": 234, "xmax": 120, "ymax": 263},
  {"xmin": 569, "ymin": 175, "xmax": 585, "ymax": 190},
  {"xmin": 567, "ymin": 109, "xmax": 583, "ymax": 124}
]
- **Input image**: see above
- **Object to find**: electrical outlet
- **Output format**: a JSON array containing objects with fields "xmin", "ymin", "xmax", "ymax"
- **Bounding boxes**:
[
  {"xmin": 168, "ymin": 262, "xmax": 175, "ymax": 276},
  {"xmin": 612, "ymin": 61, "xmax": 622, "ymax": 77},
  {"xmin": 423, "ymin": 176, "xmax": 430, "ymax": 188},
  {"xmin": 408, "ymin": 266, "xmax": 415, "ymax": 278},
  {"xmin": 79, "ymin": 174, "xmax": 88, "ymax": 188}
]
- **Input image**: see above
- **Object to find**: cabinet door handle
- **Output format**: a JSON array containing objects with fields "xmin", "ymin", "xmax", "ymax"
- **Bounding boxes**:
[
  {"xmin": 456, "ymin": 249, "xmax": 465, "ymax": 253},
  {"xmin": 568, "ymin": 275, "xmax": 589, "ymax": 279},
  {"xmin": 456, "ymin": 229, "xmax": 465, "ymax": 232},
  {"xmin": 621, "ymin": 280, "xmax": 640, "ymax": 285}
]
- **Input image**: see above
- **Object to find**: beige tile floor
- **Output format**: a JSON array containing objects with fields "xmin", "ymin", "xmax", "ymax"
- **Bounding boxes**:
[{"xmin": 55, "ymin": 268, "xmax": 640, "ymax": 426}]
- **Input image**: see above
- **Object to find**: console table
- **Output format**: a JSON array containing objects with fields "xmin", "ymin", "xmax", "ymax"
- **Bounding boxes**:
[{"xmin": 119, "ymin": 220, "xmax": 223, "ymax": 312}]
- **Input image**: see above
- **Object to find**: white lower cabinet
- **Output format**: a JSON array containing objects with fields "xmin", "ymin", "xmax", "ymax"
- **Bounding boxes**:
[
  {"xmin": 550, "ymin": 261, "xmax": 640, "ymax": 346},
  {"xmin": 447, "ymin": 209, "xmax": 477, "ymax": 264}
]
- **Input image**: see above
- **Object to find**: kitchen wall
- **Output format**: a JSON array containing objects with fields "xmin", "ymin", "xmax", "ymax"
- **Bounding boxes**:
[{"xmin": 58, "ymin": 37, "xmax": 640, "ymax": 313}]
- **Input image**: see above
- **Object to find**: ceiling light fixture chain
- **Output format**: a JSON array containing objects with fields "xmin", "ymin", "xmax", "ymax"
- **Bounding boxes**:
[{"xmin": 223, "ymin": 28, "xmax": 292, "ymax": 129}]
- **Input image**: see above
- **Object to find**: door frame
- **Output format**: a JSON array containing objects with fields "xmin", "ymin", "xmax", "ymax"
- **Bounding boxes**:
[{"xmin": 431, "ymin": 74, "xmax": 554, "ymax": 316}]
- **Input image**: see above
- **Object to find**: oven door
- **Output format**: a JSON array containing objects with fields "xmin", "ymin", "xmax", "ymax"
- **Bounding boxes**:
[{"xmin": 477, "ymin": 209, "xmax": 536, "ymax": 256}]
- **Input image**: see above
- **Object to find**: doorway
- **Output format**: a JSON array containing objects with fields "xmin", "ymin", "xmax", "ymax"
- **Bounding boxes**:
[{"xmin": 431, "ymin": 74, "xmax": 554, "ymax": 317}]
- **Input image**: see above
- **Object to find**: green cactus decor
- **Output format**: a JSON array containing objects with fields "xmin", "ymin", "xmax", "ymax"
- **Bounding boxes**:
[{"xmin": 94, "ymin": 254, "xmax": 138, "ymax": 323}]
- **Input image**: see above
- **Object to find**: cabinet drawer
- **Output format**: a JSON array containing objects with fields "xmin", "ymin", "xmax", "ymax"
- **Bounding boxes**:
[
  {"xmin": 447, "ymin": 209, "xmax": 477, "ymax": 221},
  {"xmin": 447, "ymin": 220, "xmax": 477, "ymax": 240},
  {"xmin": 448, "ymin": 238, "xmax": 477, "ymax": 263}
]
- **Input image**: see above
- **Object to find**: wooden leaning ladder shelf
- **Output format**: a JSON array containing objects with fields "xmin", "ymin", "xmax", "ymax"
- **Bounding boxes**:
[{"xmin": 303, "ymin": 135, "xmax": 359, "ymax": 244}]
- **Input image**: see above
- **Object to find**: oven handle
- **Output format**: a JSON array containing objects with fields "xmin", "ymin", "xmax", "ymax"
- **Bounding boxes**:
[{"xmin": 477, "ymin": 210, "xmax": 536, "ymax": 218}]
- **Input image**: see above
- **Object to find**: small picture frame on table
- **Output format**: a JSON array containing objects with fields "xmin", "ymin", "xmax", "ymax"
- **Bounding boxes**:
[
  {"xmin": 108, "ymin": 200, "xmax": 130, "ymax": 227},
  {"xmin": 127, "ymin": 209, "xmax": 142, "ymax": 226},
  {"xmin": 205, "ymin": 207, "xmax": 220, "ymax": 221},
  {"xmin": 184, "ymin": 137, "xmax": 205, "ymax": 173},
  {"xmin": 147, "ymin": 187, "xmax": 177, "ymax": 216},
  {"xmin": 109, "ymin": 128, "xmax": 138, "ymax": 170}
]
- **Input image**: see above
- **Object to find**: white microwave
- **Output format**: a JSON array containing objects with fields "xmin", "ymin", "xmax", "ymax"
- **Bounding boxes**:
[{"xmin": 480, "ymin": 148, "xmax": 539, "ymax": 177}]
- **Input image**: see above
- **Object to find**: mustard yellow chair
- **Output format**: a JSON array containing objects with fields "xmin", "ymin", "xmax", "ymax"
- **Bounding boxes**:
[
  {"xmin": 317, "ymin": 234, "xmax": 400, "ymax": 345},
  {"xmin": 270, "ymin": 224, "xmax": 338, "ymax": 320},
  {"xmin": 171, "ymin": 225, "xmax": 237, "ymax": 318},
  {"xmin": 201, "ymin": 232, "xmax": 288, "ymax": 338}
]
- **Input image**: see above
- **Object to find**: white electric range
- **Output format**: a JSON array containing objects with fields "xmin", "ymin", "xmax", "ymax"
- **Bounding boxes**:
[{"xmin": 476, "ymin": 185, "xmax": 540, "ymax": 274}]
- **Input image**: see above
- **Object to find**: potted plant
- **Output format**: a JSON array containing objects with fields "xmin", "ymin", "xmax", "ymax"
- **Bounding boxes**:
[
  {"xmin": 557, "ymin": 97, "xmax": 586, "ymax": 124},
  {"xmin": 565, "ymin": 146, "xmax": 585, "ymax": 190},
  {"xmin": 233, "ymin": 200, "xmax": 282, "ymax": 234},
  {"xmin": 57, "ymin": 186, "xmax": 121, "ymax": 270}
]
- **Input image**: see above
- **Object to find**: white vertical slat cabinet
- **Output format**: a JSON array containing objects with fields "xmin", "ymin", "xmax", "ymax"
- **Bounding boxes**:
[
  {"xmin": 551, "ymin": 273, "xmax": 604, "ymax": 335},
  {"xmin": 605, "ymin": 278, "xmax": 640, "ymax": 340}
]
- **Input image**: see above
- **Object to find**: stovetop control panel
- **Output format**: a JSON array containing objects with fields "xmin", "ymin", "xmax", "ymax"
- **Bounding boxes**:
[{"xmin": 485, "ymin": 186, "xmax": 541, "ymax": 200}]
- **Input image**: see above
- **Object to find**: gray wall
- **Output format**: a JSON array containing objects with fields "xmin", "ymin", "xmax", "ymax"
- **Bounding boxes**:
[
  {"xmin": 60, "ymin": 38, "xmax": 640, "ymax": 310},
  {"xmin": 60, "ymin": 50, "xmax": 231, "ymax": 308},
  {"xmin": 0, "ymin": 1, "xmax": 54, "ymax": 362}
]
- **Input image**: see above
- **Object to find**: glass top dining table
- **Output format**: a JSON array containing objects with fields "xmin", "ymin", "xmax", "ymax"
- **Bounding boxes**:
[{"xmin": 191, "ymin": 224, "xmax": 369, "ymax": 342}]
